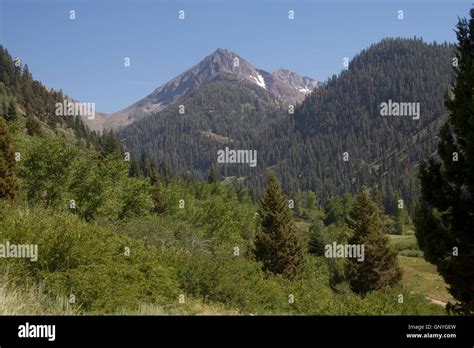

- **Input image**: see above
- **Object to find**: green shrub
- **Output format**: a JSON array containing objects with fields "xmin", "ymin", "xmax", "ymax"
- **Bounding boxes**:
[
  {"xmin": 177, "ymin": 252, "xmax": 290, "ymax": 314},
  {"xmin": 388, "ymin": 235, "xmax": 419, "ymax": 252},
  {"xmin": 147, "ymin": 180, "xmax": 256, "ymax": 251},
  {"xmin": 16, "ymin": 136, "xmax": 154, "ymax": 221},
  {"xmin": 0, "ymin": 206, "xmax": 180, "ymax": 313},
  {"xmin": 341, "ymin": 286, "xmax": 446, "ymax": 315},
  {"xmin": 177, "ymin": 252, "xmax": 341, "ymax": 315}
]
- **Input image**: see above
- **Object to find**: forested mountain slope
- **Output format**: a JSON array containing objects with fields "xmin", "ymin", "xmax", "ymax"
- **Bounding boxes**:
[
  {"xmin": 290, "ymin": 38, "xmax": 455, "ymax": 211},
  {"xmin": 119, "ymin": 38, "xmax": 455, "ymax": 211}
]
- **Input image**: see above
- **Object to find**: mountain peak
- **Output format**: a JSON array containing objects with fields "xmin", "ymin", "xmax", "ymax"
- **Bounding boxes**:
[
  {"xmin": 274, "ymin": 68, "xmax": 291, "ymax": 74},
  {"xmin": 97, "ymin": 49, "xmax": 318, "ymax": 130},
  {"xmin": 203, "ymin": 48, "xmax": 240, "ymax": 69},
  {"xmin": 213, "ymin": 48, "xmax": 233, "ymax": 55},
  {"xmin": 272, "ymin": 68, "xmax": 318, "ymax": 95}
]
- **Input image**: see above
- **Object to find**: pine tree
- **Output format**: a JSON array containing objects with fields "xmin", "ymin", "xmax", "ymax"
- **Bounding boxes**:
[
  {"xmin": 393, "ymin": 200, "xmax": 408, "ymax": 235},
  {"xmin": 158, "ymin": 161, "xmax": 173, "ymax": 185},
  {"xmin": 141, "ymin": 152, "xmax": 153, "ymax": 178},
  {"xmin": 25, "ymin": 116, "xmax": 42, "ymax": 136},
  {"xmin": 207, "ymin": 167, "xmax": 218, "ymax": 184},
  {"xmin": 6, "ymin": 100, "xmax": 17, "ymax": 122},
  {"xmin": 306, "ymin": 191, "xmax": 317, "ymax": 210},
  {"xmin": 150, "ymin": 169, "xmax": 167, "ymax": 214},
  {"xmin": 414, "ymin": 9, "xmax": 474, "ymax": 315},
  {"xmin": 100, "ymin": 130, "xmax": 123, "ymax": 158},
  {"xmin": 149, "ymin": 165, "xmax": 159, "ymax": 186},
  {"xmin": 345, "ymin": 188, "xmax": 401, "ymax": 294},
  {"xmin": 0, "ymin": 117, "xmax": 19, "ymax": 200},
  {"xmin": 308, "ymin": 219, "xmax": 327, "ymax": 256},
  {"xmin": 255, "ymin": 171, "xmax": 304, "ymax": 280},
  {"xmin": 129, "ymin": 158, "xmax": 142, "ymax": 177}
]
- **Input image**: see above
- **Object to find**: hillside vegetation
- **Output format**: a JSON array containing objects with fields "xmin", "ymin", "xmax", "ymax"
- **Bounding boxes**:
[{"xmin": 0, "ymin": 42, "xmax": 453, "ymax": 316}]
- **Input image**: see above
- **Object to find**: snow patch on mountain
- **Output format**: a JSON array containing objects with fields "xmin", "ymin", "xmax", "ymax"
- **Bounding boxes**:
[
  {"xmin": 96, "ymin": 49, "xmax": 317, "ymax": 131},
  {"xmin": 298, "ymin": 87, "xmax": 312, "ymax": 94},
  {"xmin": 249, "ymin": 73, "xmax": 266, "ymax": 89}
]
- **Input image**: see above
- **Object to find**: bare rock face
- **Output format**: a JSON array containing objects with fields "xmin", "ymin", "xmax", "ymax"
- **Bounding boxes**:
[{"xmin": 271, "ymin": 68, "xmax": 318, "ymax": 95}]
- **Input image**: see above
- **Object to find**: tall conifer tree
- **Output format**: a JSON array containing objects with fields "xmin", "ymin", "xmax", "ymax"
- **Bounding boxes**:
[
  {"xmin": 255, "ymin": 171, "xmax": 304, "ymax": 280},
  {"xmin": 414, "ymin": 9, "xmax": 474, "ymax": 314},
  {"xmin": 346, "ymin": 188, "xmax": 401, "ymax": 294}
]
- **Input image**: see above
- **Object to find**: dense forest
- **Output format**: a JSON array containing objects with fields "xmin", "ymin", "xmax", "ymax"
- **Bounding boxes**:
[
  {"xmin": 118, "ymin": 38, "xmax": 455, "ymax": 213},
  {"xmin": 293, "ymin": 38, "xmax": 455, "ymax": 212}
]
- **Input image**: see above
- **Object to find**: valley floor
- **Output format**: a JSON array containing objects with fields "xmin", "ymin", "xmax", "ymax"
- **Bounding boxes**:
[{"xmin": 399, "ymin": 256, "xmax": 452, "ymax": 306}]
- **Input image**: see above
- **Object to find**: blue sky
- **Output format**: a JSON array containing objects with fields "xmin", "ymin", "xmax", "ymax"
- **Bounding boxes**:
[{"xmin": 0, "ymin": 0, "xmax": 471, "ymax": 113}]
